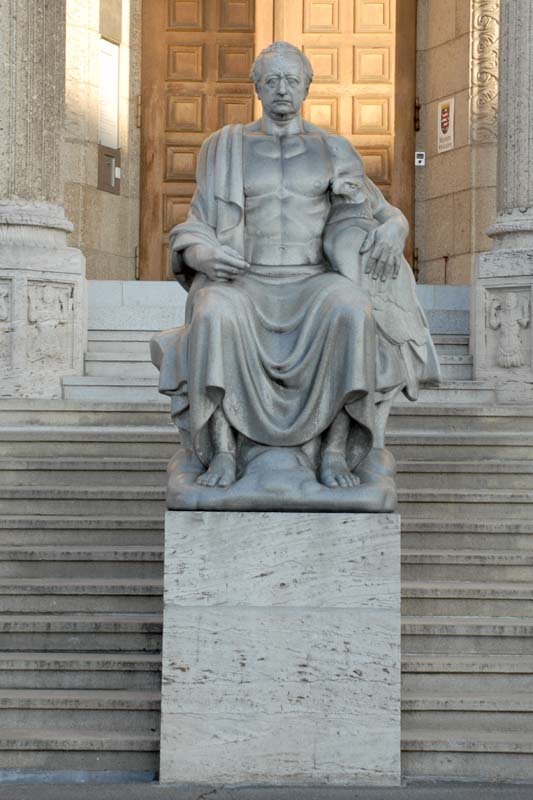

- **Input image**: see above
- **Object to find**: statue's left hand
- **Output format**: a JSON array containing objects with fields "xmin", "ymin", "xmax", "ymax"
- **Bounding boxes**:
[{"xmin": 360, "ymin": 219, "xmax": 406, "ymax": 282}]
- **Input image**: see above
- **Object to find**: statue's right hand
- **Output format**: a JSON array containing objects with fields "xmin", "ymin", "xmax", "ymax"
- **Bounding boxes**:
[{"xmin": 184, "ymin": 244, "xmax": 249, "ymax": 282}]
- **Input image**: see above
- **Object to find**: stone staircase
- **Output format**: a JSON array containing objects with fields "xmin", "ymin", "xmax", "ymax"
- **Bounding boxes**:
[
  {"xmin": 1, "ymin": 384, "xmax": 533, "ymax": 780},
  {"xmin": 0, "ymin": 401, "xmax": 169, "ymax": 779},
  {"xmin": 391, "ymin": 405, "xmax": 533, "ymax": 782}
]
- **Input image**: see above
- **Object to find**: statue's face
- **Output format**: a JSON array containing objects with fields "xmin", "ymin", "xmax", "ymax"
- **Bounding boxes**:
[{"xmin": 255, "ymin": 54, "xmax": 309, "ymax": 121}]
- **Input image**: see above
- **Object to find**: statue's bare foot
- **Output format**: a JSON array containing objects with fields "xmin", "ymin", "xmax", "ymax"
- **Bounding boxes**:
[
  {"xmin": 319, "ymin": 451, "xmax": 360, "ymax": 489},
  {"xmin": 197, "ymin": 452, "xmax": 236, "ymax": 488}
]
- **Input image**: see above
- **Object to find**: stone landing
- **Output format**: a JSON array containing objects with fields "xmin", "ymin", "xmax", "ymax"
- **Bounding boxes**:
[{"xmin": 160, "ymin": 511, "xmax": 401, "ymax": 786}]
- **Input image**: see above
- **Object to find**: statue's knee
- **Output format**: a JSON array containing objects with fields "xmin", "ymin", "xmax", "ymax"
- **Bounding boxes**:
[{"xmin": 193, "ymin": 286, "xmax": 236, "ymax": 326}]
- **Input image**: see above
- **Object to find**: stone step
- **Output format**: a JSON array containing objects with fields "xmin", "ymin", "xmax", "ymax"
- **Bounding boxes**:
[
  {"xmin": 0, "ymin": 579, "xmax": 164, "ymax": 613},
  {"xmin": 0, "ymin": 689, "xmax": 160, "ymax": 710},
  {"xmin": 402, "ymin": 581, "xmax": 533, "ymax": 616},
  {"xmin": 0, "ymin": 614, "xmax": 162, "ymax": 652},
  {"xmin": 388, "ymin": 431, "xmax": 533, "ymax": 459},
  {"xmin": 390, "ymin": 403, "xmax": 533, "ymax": 431},
  {"xmin": 0, "ymin": 424, "xmax": 177, "ymax": 457},
  {"xmin": 0, "ymin": 485, "xmax": 165, "ymax": 516},
  {"xmin": 0, "ymin": 652, "xmax": 162, "ymax": 691},
  {"xmin": 437, "ymin": 355, "xmax": 473, "ymax": 381},
  {"xmin": 403, "ymin": 691, "xmax": 533, "ymax": 712},
  {"xmin": 404, "ymin": 709, "xmax": 533, "ymax": 733},
  {"xmin": 0, "ymin": 399, "xmax": 170, "ymax": 427},
  {"xmin": 402, "ymin": 732, "xmax": 533, "ymax": 781},
  {"xmin": 400, "ymin": 517, "xmax": 533, "ymax": 551},
  {"xmin": 402, "ymin": 659, "xmax": 533, "ymax": 694},
  {"xmin": 62, "ymin": 376, "xmax": 164, "ymax": 403},
  {"xmin": 0, "ymin": 515, "xmax": 164, "ymax": 546},
  {"xmin": 398, "ymin": 489, "xmax": 533, "ymax": 519},
  {"xmin": 430, "ymin": 335, "xmax": 469, "ymax": 356},
  {"xmin": 402, "ymin": 654, "xmax": 533, "ymax": 694},
  {"xmin": 0, "ymin": 546, "xmax": 164, "ymax": 580},
  {"xmin": 0, "ymin": 456, "xmax": 167, "ymax": 487},
  {"xmin": 84, "ymin": 352, "xmax": 159, "ymax": 379},
  {"xmin": 0, "ymin": 728, "xmax": 158, "ymax": 771},
  {"xmin": 398, "ymin": 459, "xmax": 533, "ymax": 490},
  {"xmin": 402, "ymin": 550, "xmax": 533, "ymax": 581},
  {"xmin": 87, "ymin": 330, "xmax": 157, "ymax": 357},
  {"xmin": 0, "ymin": 545, "xmax": 164, "ymax": 561},
  {"xmin": 402, "ymin": 615, "xmax": 533, "ymax": 655},
  {"xmin": 402, "ymin": 653, "xmax": 533, "ymax": 674},
  {"xmin": 0, "ymin": 690, "xmax": 160, "ymax": 731}
]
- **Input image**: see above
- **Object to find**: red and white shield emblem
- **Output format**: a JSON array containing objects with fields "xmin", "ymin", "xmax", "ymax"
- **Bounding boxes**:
[{"xmin": 441, "ymin": 104, "xmax": 450, "ymax": 135}]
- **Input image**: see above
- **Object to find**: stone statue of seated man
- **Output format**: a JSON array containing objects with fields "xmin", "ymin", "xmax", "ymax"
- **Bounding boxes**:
[{"xmin": 151, "ymin": 41, "xmax": 440, "ymax": 512}]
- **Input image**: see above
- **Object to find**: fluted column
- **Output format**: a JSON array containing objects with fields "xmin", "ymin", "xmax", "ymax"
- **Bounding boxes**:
[
  {"xmin": 0, "ymin": 0, "xmax": 86, "ymax": 398},
  {"xmin": 473, "ymin": 0, "xmax": 533, "ymax": 401},
  {"xmin": 491, "ymin": 0, "xmax": 533, "ymax": 243}
]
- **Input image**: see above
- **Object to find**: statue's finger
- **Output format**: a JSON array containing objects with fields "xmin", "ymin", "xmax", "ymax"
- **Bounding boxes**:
[
  {"xmin": 371, "ymin": 242, "xmax": 384, "ymax": 263},
  {"xmin": 392, "ymin": 257, "xmax": 401, "ymax": 278},
  {"xmin": 360, "ymin": 231, "xmax": 375, "ymax": 253},
  {"xmin": 364, "ymin": 254, "xmax": 375, "ymax": 274},
  {"xmin": 220, "ymin": 253, "xmax": 249, "ymax": 269},
  {"xmin": 378, "ymin": 255, "xmax": 393, "ymax": 281}
]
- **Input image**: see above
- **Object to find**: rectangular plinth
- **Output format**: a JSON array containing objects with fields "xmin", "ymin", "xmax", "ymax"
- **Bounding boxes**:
[{"xmin": 160, "ymin": 511, "xmax": 401, "ymax": 786}]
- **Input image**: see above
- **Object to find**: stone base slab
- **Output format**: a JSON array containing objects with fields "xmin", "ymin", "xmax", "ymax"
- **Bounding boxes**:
[{"xmin": 160, "ymin": 511, "xmax": 401, "ymax": 786}]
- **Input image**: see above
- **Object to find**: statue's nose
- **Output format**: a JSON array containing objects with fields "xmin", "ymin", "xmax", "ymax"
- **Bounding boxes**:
[{"xmin": 277, "ymin": 78, "xmax": 288, "ymax": 95}]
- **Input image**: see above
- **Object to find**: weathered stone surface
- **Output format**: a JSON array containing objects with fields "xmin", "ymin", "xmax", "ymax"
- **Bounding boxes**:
[
  {"xmin": 0, "ymin": 245, "xmax": 86, "ymax": 399},
  {"xmin": 160, "ymin": 511, "xmax": 401, "ymax": 785}
]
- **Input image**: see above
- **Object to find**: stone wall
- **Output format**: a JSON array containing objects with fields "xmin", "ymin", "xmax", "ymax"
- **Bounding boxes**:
[
  {"xmin": 63, "ymin": 0, "xmax": 141, "ymax": 280},
  {"xmin": 415, "ymin": 0, "xmax": 499, "ymax": 284}
]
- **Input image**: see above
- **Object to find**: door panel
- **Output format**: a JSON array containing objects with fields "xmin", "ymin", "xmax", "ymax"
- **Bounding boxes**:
[
  {"xmin": 139, "ymin": 0, "xmax": 415, "ymax": 279},
  {"xmin": 140, "ymin": 0, "xmax": 256, "ymax": 279}
]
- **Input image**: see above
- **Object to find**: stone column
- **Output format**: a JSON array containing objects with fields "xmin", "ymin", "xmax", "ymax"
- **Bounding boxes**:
[
  {"xmin": 0, "ymin": 0, "xmax": 86, "ymax": 398},
  {"xmin": 473, "ymin": 0, "xmax": 533, "ymax": 401}
]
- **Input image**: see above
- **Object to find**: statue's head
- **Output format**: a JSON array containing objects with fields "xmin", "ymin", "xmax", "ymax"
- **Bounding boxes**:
[{"xmin": 250, "ymin": 41, "xmax": 313, "ymax": 122}]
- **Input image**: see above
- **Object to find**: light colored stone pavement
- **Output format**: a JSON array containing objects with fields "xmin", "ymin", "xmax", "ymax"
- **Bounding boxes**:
[{"xmin": 1, "ymin": 783, "xmax": 533, "ymax": 800}]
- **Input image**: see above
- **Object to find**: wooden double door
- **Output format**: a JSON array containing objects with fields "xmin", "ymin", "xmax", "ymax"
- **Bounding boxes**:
[{"xmin": 139, "ymin": 0, "xmax": 416, "ymax": 280}]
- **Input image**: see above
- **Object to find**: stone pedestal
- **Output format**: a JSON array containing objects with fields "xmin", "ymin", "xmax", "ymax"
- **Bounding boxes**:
[
  {"xmin": 0, "ymin": 203, "xmax": 86, "ymax": 397},
  {"xmin": 473, "ymin": 0, "xmax": 533, "ymax": 401},
  {"xmin": 160, "ymin": 511, "xmax": 401, "ymax": 787}
]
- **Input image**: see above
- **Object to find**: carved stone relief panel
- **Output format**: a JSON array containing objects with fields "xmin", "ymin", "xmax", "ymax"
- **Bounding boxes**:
[
  {"xmin": 0, "ymin": 279, "xmax": 13, "ymax": 368},
  {"xmin": 485, "ymin": 287, "xmax": 531, "ymax": 369},
  {"xmin": 27, "ymin": 281, "xmax": 75, "ymax": 367},
  {"xmin": 470, "ymin": 0, "xmax": 500, "ymax": 144}
]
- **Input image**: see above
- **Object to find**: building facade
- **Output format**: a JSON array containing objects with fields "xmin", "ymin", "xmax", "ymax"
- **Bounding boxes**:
[{"xmin": 1, "ymin": 0, "xmax": 533, "ymax": 786}]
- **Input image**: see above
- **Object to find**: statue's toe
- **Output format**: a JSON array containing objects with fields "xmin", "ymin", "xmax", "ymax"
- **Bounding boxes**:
[
  {"xmin": 320, "ymin": 453, "xmax": 360, "ymax": 489},
  {"xmin": 196, "ymin": 453, "xmax": 236, "ymax": 488}
]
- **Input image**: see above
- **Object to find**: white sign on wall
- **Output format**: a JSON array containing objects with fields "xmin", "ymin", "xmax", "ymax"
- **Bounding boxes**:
[{"xmin": 437, "ymin": 97, "xmax": 455, "ymax": 153}]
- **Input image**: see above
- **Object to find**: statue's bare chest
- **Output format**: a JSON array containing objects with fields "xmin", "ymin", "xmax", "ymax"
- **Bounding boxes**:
[{"xmin": 243, "ymin": 133, "xmax": 332, "ymax": 198}]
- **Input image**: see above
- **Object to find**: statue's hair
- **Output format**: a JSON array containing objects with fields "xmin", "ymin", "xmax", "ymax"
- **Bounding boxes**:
[{"xmin": 250, "ymin": 41, "xmax": 314, "ymax": 88}]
